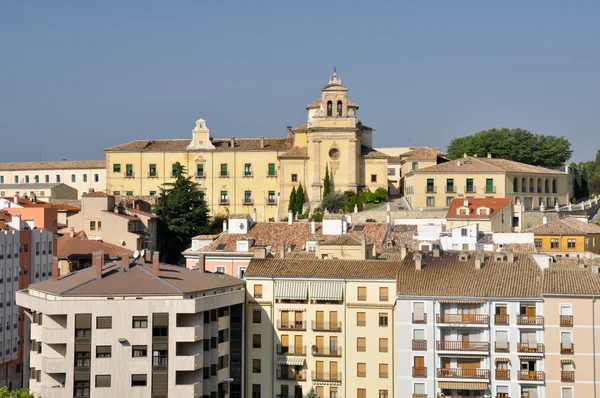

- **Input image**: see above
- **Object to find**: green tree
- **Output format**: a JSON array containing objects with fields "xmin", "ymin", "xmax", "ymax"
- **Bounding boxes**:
[
  {"xmin": 304, "ymin": 387, "xmax": 319, "ymax": 398},
  {"xmin": 295, "ymin": 182, "xmax": 305, "ymax": 216},
  {"xmin": 447, "ymin": 128, "xmax": 572, "ymax": 168},
  {"xmin": 288, "ymin": 186, "xmax": 297, "ymax": 217},
  {"xmin": 322, "ymin": 164, "xmax": 331, "ymax": 199},
  {"xmin": 0, "ymin": 387, "xmax": 36, "ymax": 398},
  {"xmin": 374, "ymin": 187, "xmax": 389, "ymax": 201},
  {"xmin": 153, "ymin": 162, "xmax": 211, "ymax": 263},
  {"xmin": 322, "ymin": 191, "xmax": 345, "ymax": 213}
]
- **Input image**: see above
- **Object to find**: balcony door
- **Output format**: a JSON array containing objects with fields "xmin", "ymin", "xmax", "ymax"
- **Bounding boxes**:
[
  {"xmin": 459, "ymin": 305, "xmax": 477, "ymax": 323},
  {"xmin": 281, "ymin": 335, "xmax": 289, "ymax": 353},
  {"xmin": 329, "ymin": 311, "xmax": 338, "ymax": 330},
  {"xmin": 316, "ymin": 361, "xmax": 324, "ymax": 379},
  {"xmin": 295, "ymin": 311, "xmax": 303, "ymax": 329},
  {"xmin": 316, "ymin": 336, "xmax": 324, "ymax": 353},
  {"xmin": 414, "ymin": 356, "xmax": 424, "ymax": 376},
  {"xmin": 281, "ymin": 311, "xmax": 289, "ymax": 328},
  {"xmin": 294, "ymin": 335, "xmax": 303, "ymax": 354},
  {"xmin": 330, "ymin": 361, "xmax": 338, "ymax": 380},
  {"xmin": 458, "ymin": 360, "xmax": 479, "ymax": 377},
  {"xmin": 281, "ymin": 385, "xmax": 289, "ymax": 397},
  {"xmin": 521, "ymin": 360, "xmax": 536, "ymax": 380},
  {"xmin": 330, "ymin": 336, "xmax": 338, "ymax": 354},
  {"xmin": 460, "ymin": 332, "xmax": 470, "ymax": 350},
  {"xmin": 316, "ymin": 311, "xmax": 324, "ymax": 329}
]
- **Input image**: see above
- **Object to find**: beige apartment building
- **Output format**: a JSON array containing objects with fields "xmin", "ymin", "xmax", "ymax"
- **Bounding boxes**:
[
  {"xmin": 244, "ymin": 258, "xmax": 397, "ymax": 398},
  {"xmin": 0, "ymin": 160, "xmax": 106, "ymax": 199},
  {"xmin": 403, "ymin": 155, "xmax": 569, "ymax": 210},
  {"xmin": 16, "ymin": 251, "xmax": 245, "ymax": 398}
]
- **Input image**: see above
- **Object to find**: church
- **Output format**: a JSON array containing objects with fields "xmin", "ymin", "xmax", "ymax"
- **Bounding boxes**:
[{"xmin": 104, "ymin": 71, "xmax": 390, "ymax": 220}]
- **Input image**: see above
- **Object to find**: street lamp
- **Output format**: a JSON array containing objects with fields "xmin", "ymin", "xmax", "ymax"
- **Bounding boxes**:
[{"xmin": 218, "ymin": 377, "xmax": 234, "ymax": 398}]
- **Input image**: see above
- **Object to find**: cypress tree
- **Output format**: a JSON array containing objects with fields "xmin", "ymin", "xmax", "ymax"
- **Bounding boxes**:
[
  {"xmin": 323, "ymin": 164, "xmax": 331, "ymax": 199},
  {"xmin": 295, "ymin": 182, "xmax": 305, "ymax": 215},
  {"xmin": 288, "ymin": 186, "xmax": 297, "ymax": 217}
]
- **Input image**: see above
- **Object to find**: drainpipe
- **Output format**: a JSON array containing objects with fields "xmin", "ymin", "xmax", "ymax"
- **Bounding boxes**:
[{"xmin": 594, "ymin": 297, "xmax": 597, "ymax": 398}]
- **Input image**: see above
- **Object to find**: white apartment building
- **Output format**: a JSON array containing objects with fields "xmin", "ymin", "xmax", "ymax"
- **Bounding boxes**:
[{"xmin": 16, "ymin": 251, "xmax": 246, "ymax": 398}]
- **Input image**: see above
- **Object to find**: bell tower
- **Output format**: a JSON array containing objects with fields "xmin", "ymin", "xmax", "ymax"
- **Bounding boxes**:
[
  {"xmin": 188, "ymin": 118, "xmax": 215, "ymax": 150},
  {"xmin": 308, "ymin": 69, "xmax": 358, "ymax": 129}
]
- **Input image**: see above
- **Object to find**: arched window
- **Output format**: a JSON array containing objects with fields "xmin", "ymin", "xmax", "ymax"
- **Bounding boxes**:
[
  {"xmin": 544, "ymin": 179, "xmax": 549, "ymax": 193},
  {"xmin": 521, "ymin": 178, "xmax": 527, "ymax": 193},
  {"xmin": 327, "ymin": 101, "xmax": 333, "ymax": 117},
  {"xmin": 537, "ymin": 178, "xmax": 542, "ymax": 193},
  {"xmin": 529, "ymin": 178, "xmax": 534, "ymax": 193},
  {"xmin": 513, "ymin": 178, "xmax": 518, "ymax": 193},
  {"xmin": 337, "ymin": 101, "xmax": 343, "ymax": 117},
  {"xmin": 552, "ymin": 179, "xmax": 557, "ymax": 193}
]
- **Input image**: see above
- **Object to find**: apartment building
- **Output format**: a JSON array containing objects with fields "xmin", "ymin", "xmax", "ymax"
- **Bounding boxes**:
[
  {"xmin": 0, "ymin": 160, "xmax": 106, "ymax": 199},
  {"xmin": 445, "ymin": 198, "xmax": 514, "ymax": 233},
  {"xmin": 527, "ymin": 217, "xmax": 600, "ymax": 255},
  {"xmin": 16, "ymin": 251, "xmax": 246, "ymax": 398},
  {"xmin": 244, "ymin": 258, "xmax": 397, "ymax": 398},
  {"xmin": 403, "ymin": 154, "xmax": 569, "ymax": 210},
  {"xmin": 396, "ymin": 250, "xmax": 548, "ymax": 398}
]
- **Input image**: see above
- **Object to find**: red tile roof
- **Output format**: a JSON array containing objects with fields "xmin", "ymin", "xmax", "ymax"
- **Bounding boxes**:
[
  {"xmin": 446, "ymin": 198, "xmax": 512, "ymax": 220},
  {"xmin": 526, "ymin": 217, "xmax": 600, "ymax": 235},
  {"xmin": 57, "ymin": 235, "xmax": 132, "ymax": 258},
  {"xmin": 0, "ymin": 160, "xmax": 105, "ymax": 171},
  {"xmin": 412, "ymin": 156, "xmax": 567, "ymax": 175},
  {"xmin": 105, "ymin": 138, "xmax": 294, "ymax": 152}
]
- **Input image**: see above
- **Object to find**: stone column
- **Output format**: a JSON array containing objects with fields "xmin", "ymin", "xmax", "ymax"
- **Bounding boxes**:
[
  {"xmin": 348, "ymin": 138, "xmax": 358, "ymax": 192},
  {"xmin": 310, "ymin": 140, "xmax": 322, "ymax": 202}
]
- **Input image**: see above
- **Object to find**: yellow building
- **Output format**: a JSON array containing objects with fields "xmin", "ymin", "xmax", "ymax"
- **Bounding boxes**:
[
  {"xmin": 527, "ymin": 216, "xmax": 600, "ymax": 254},
  {"xmin": 445, "ymin": 197, "xmax": 514, "ymax": 233},
  {"xmin": 104, "ymin": 71, "xmax": 389, "ymax": 221},
  {"xmin": 403, "ymin": 154, "xmax": 569, "ymax": 209},
  {"xmin": 244, "ymin": 258, "xmax": 397, "ymax": 398}
]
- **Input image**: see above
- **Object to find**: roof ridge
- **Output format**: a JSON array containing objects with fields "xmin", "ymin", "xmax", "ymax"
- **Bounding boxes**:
[{"xmin": 137, "ymin": 263, "xmax": 185, "ymax": 294}]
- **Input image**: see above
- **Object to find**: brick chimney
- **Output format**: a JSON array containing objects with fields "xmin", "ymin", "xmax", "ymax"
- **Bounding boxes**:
[
  {"xmin": 153, "ymin": 251, "xmax": 160, "ymax": 278},
  {"xmin": 95, "ymin": 251, "xmax": 105, "ymax": 279},
  {"xmin": 259, "ymin": 136, "xmax": 265, "ymax": 149},
  {"xmin": 122, "ymin": 252, "xmax": 130, "ymax": 271},
  {"xmin": 414, "ymin": 254, "xmax": 423, "ymax": 271},
  {"xmin": 52, "ymin": 257, "xmax": 59, "ymax": 281}
]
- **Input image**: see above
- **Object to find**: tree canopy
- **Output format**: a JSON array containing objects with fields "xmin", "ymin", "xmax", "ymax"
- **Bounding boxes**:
[
  {"xmin": 0, "ymin": 388, "xmax": 35, "ymax": 398},
  {"xmin": 447, "ymin": 128, "xmax": 572, "ymax": 168},
  {"xmin": 153, "ymin": 162, "xmax": 211, "ymax": 263},
  {"xmin": 571, "ymin": 149, "xmax": 600, "ymax": 199},
  {"xmin": 322, "ymin": 165, "xmax": 331, "ymax": 199}
]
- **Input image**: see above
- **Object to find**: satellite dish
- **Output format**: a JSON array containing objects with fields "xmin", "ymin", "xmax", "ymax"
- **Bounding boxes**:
[
  {"xmin": 133, "ymin": 250, "xmax": 140, "ymax": 259},
  {"xmin": 120, "ymin": 240, "xmax": 126, "ymax": 246},
  {"xmin": 140, "ymin": 249, "xmax": 146, "ymax": 258}
]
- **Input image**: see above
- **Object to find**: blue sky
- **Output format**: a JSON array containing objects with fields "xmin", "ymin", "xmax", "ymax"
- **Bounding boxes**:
[{"xmin": 1, "ymin": 1, "xmax": 599, "ymax": 162}]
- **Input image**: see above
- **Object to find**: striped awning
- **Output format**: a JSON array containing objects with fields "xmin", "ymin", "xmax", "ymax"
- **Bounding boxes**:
[
  {"xmin": 518, "ymin": 355, "xmax": 541, "ymax": 360},
  {"xmin": 275, "ymin": 281, "xmax": 308, "ymax": 300},
  {"xmin": 438, "ymin": 354, "xmax": 486, "ymax": 359},
  {"xmin": 561, "ymin": 359, "xmax": 576, "ymax": 367},
  {"xmin": 438, "ymin": 382, "xmax": 488, "ymax": 391},
  {"xmin": 310, "ymin": 282, "xmax": 343, "ymax": 301},
  {"xmin": 278, "ymin": 308, "xmax": 306, "ymax": 312},
  {"xmin": 494, "ymin": 357, "xmax": 511, "ymax": 364},
  {"xmin": 275, "ymin": 357, "xmax": 305, "ymax": 366},
  {"xmin": 438, "ymin": 299, "xmax": 486, "ymax": 304}
]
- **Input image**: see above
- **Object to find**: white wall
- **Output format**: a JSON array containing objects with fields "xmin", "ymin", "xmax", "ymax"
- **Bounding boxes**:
[{"xmin": 395, "ymin": 219, "xmax": 446, "ymax": 227}]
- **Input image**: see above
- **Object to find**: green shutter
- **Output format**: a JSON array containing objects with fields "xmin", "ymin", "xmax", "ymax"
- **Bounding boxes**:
[
  {"xmin": 268, "ymin": 163, "xmax": 275, "ymax": 176},
  {"xmin": 486, "ymin": 179, "xmax": 494, "ymax": 192},
  {"xmin": 196, "ymin": 164, "xmax": 203, "ymax": 176},
  {"xmin": 221, "ymin": 164, "xmax": 227, "ymax": 176}
]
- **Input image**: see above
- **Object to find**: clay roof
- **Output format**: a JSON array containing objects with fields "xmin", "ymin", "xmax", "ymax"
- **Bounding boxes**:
[
  {"xmin": 83, "ymin": 192, "xmax": 113, "ymax": 198},
  {"xmin": 192, "ymin": 234, "xmax": 220, "ymax": 241},
  {"xmin": 245, "ymin": 258, "xmax": 397, "ymax": 279},
  {"xmin": 31, "ymin": 260, "xmax": 244, "ymax": 296},
  {"xmin": 320, "ymin": 235, "xmax": 362, "ymax": 246},
  {"xmin": 526, "ymin": 217, "xmax": 600, "ymax": 235},
  {"xmin": 278, "ymin": 147, "xmax": 308, "ymax": 159},
  {"xmin": 127, "ymin": 208, "xmax": 157, "ymax": 219},
  {"xmin": 401, "ymin": 147, "xmax": 446, "ymax": 161},
  {"xmin": 361, "ymin": 146, "xmax": 389, "ymax": 159},
  {"xmin": 305, "ymin": 98, "xmax": 359, "ymax": 110},
  {"xmin": 0, "ymin": 210, "xmax": 13, "ymax": 230},
  {"xmin": 543, "ymin": 266, "xmax": 600, "ymax": 295},
  {"xmin": 57, "ymin": 235, "xmax": 132, "ymax": 258},
  {"xmin": 411, "ymin": 156, "xmax": 567, "ymax": 175},
  {"xmin": 446, "ymin": 198, "xmax": 512, "ymax": 220},
  {"xmin": 0, "ymin": 197, "xmax": 80, "ymax": 211},
  {"xmin": 105, "ymin": 138, "xmax": 294, "ymax": 152},
  {"xmin": 380, "ymin": 225, "xmax": 418, "ymax": 254},
  {"xmin": 0, "ymin": 160, "xmax": 105, "ymax": 171},
  {"xmin": 396, "ymin": 252, "xmax": 542, "ymax": 298}
]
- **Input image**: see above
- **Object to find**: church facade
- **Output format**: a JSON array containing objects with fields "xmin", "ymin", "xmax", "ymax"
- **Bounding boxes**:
[{"xmin": 104, "ymin": 72, "xmax": 389, "ymax": 221}]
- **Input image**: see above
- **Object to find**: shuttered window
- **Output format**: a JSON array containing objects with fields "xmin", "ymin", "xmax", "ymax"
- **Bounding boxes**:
[
  {"xmin": 561, "ymin": 332, "xmax": 573, "ymax": 349},
  {"xmin": 131, "ymin": 374, "xmax": 147, "ymax": 386},
  {"xmin": 254, "ymin": 285, "xmax": 263, "ymax": 299},
  {"xmin": 357, "ymin": 337, "xmax": 366, "ymax": 352},
  {"xmin": 496, "ymin": 331, "xmax": 508, "ymax": 350},
  {"xmin": 379, "ymin": 363, "xmax": 389, "ymax": 378},
  {"xmin": 96, "ymin": 346, "xmax": 111, "ymax": 358},
  {"xmin": 357, "ymin": 363, "xmax": 366, "ymax": 377},
  {"xmin": 379, "ymin": 338, "xmax": 388, "ymax": 353},
  {"xmin": 96, "ymin": 316, "xmax": 112, "ymax": 329},
  {"xmin": 95, "ymin": 375, "xmax": 111, "ymax": 387},
  {"xmin": 357, "ymin": 312, "xmax": 366, "ymax": 326},
  {"xmin": 357, "ymin": 287, "xmax": 367, "ymax": 301},
  {"xmin": 413, "ymin": 302, "xmax": 425, "ymax": 322},
  {"xmin": 379, "ymin": 287, "xmax": 388, "ymax": 301},
  {"xmin": 357, "ymin": 389, "xmax": 367, "ymax": 398},
  {"xmin": 414, "ymin": 383, "xmax": 425, "ymax": 394}
]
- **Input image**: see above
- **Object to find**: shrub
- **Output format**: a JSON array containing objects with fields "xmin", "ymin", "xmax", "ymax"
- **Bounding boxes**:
[
  {"xmin": 374, "ymin": 187, "xmax": 389, "ymax": 201},
  {"xmin": 365, "ymin": 218, "xmax": 377, "ymax": 223},
  {"xmin": 298, "ymin": 209, "xmax": 310, "ymax": 219},
  {"xmin": 309, "ymin": 212, "xmax": 324, "ymax": 222}
]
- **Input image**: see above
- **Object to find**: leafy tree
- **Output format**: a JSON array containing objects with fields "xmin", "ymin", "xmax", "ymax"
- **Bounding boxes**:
[
  {"xmin": 153, "ymin": 162, "xmax": 210, "ymax": 263},
  {"xmin": 374, "ymin": 187, "xmax": 389, "ymax": 202},
  {"xmin": 304, "ymin": 387, "xmax": 319, "ymax": 398},
  {"xmin": 288, "ymin": 186, "xmax": 297, "ymax": 217},
  {"xmin": 322, "ymin": 164, "xmax": 332, "ymax": 199},
  {"xmin": 322, "ymin": 192, "xmax": 345, "ymax": 213},
  {"xmin": 590, "ymin": 179, "xmax": 600, "ymax": 196},
  {"xmin": 0, "ymin": 387, "xmax": 36, "ymax": 398},
  {"xmin": 447, "ymin": 128, "xmax": 572, "ymax": 168},
  {"xmin": 295, "ymin": 182, "xmax": 305, "ymax": 216}
]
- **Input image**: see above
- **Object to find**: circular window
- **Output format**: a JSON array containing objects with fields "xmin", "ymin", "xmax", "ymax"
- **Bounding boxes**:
[
  {"xmin": 198, "ymin": 139, "xmax": 204, "ymax": 145},
  {"xmin": 329, "ymin": 148, "xmax": 341, "ymax": 160}
]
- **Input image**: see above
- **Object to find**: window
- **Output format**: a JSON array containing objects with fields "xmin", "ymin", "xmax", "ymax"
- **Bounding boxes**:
[
  {"xmin": 96, "ymin": 346, "xmax": 111, "ymax": 358},
  {"xmin": 132, "ymin": 316, "xmax": 147, "ymax": 328},
  {"xmin": 96, "ymin": 375, "xmax": 111, "ymax": 388},
  {"xmin": 244, "ymin": 164, "xmax": 252, "ymax": 177},
  {"xmin": 24, "ymin": 175, "xmax": 30, "ymax": 183},
  {"xmin": 83, "ymin": 174, "xmax": 88, "ymax": 183},
  {"xmin": 94, "ymin": 174, "xmax": 99, "ymax": 183},
  {"xmin": 426, "ymin": 197, "xmax": 434, "ymax": 207},
  {"xmin": 56, "ymin": 174, "xmax": 61, "ymax": 182},
  {"xmin": 379, "ymin": 363, "xmax": 389, "ymax": 378},
  {"xmin": 215, "ymin": 266, "xmax": 225, "ymax": 274},
  {"xmin": 446, "ymin": 196, "xmax": 454, "ymax": 207},
  {"xmin": 357, "ymin": 286, "xmax": 367, "ymax": 301},
  {"xmin": 71, "ymin": 174, "xmax": 76, "ymax": 183},
  {"xmin": 412, "ymin": 162, "xmax": 418, "ymax": 171},
  {"xmin": 113, "ymin": 191, "xmax": 120, "ymax": 196},
  {"xmin": 551, "ymin": 239, "xmax": 559, "ymax": 249},
  {"xmin": 220, "ymin": 191, "xmax": 228, "ymax": 204},
  {"xmin": 238, "ymin": 267, "xmax": 247, "ymax": 279},
  {"xmin": 150, "ymin": 190, "xmax": 156, "ymax": 196},
  {"xmin": 252, "ymin": 384, "xmax": 261, "ymax": 398},
  {"xmin": 268, "ymin": 191, "xmax": 276, "ymax": 204},
  {"xmin": 561, "ymin": 331, "xmax": 573, "ymax": 353},
  {"xmin": 379, "ymin": 391, "xmax": 389, "ymax": 398},
  {"xmin": 113, "ymin": 164, "xmax": 121, "ymax": 173},
  {"xmin": 371, "ymin": 174, "xmax": 377, "ymax": 183},
  {"xmin": 171, "ymin": 163, "xmax": 179, "ymax": 177},
  {"xmin": 466, "ymin": 178, "xmax": 474, "ymax": 192},
  {"xmin": 461, "ymin": 228, "xmax": 468, "ymax": 237},
  {"xmin": 96, "ymin": 316, "xmax": 112, "ymax": 329},
  {"xmin": 379, "ymin": 313, "xmax": 389, "ymax": 327},
  {"xmin": 244, "ymin": 190, "xmax": 252, "ymax": 204},
  {"xmin": 379, "ymin": 287, "xmax": 388, "ymax": 301},
  {"xmin": 357, "ymin": 363, "xmax": 366, "ymax": 377},
  {"xmin": 131, "ymin": 374, "xmax": 147, "ymax": 386},
  {"xmin": 567, "ymin": 239, "xmax": 576, "ymax": 249},
  {"xmin": 252, "ymin": 311, "xmax": 261, "ymax": 323},
  {"xmin": 268, "ymin": 163, "xmax": 276, "ymax": 176},
  {"xmin": 34, "ymin": 175, "xmax": 39, "ymax": 183},
  {"xmin": 89, "ymin": 221, "xmax": 96, "ymax": 231},
  {"xmin": 74, "ymin": 380, "xmax": 90, "ymax": 396},
  {"xmin": 291, "ymin": 174, "xmax": 298, "ymax": 182},
  {"xmin": 125, "ymin": 164, "xmax": 133, "ymax": 178},
  {"xmin": 534, "ymin": 239, "xmax": 542, "ymax": 248},
  {"xmin": 486, "ymin": 178, "xmax": 494, "ymax": 193},
  {"xmin": 388, "ymin": 168, "xmax": 395, "ymax": 176},
  {"xmin": 327, "ymin": 100, "xmax": 333, "ymax": 116},
  {"xmin": 252, "ymin": 358, "xmax": 261, "ymax": 373},
  {"xmin": 0, "ymin": 176, "xmax": 3, "ymax": 184},
  {"xmin": 14, "ymin": 176, "xmax": 18, "ymax": 184},
  {"xmin": 132, "ymin": 345, "xmax": 147, "ymax": 357},
  {"xmin": 254, "ymin": 284, "xmax": 263, "ymax": 298},
  {"xmin": 220, "ymin": 164, "xmax": 228, "ymax": 177},
  {"xmin": 357, "ymin": 337, "xmax": 366, "ymax": 352},
  {"xmin": 252, "ymin": 334, "xmax": 261, "ymax": 348},
  {"xmin": 426, "ymin": 178, "xmax": 435, "ymax": 193},
  {"xmin": 561, "ymin": 387, "xmax": 573, "ymax": 398},
  {"xmin": 195, "ymin": 164, "xmax": 203, "ymax": 177},
  {"xmin": 379, "ymin": 338, "xmax": 388, "ymax": 353},
  {"xmin": 413, "ymin": 383, "xmax": 425, "ymax": 396},
  {"xmin": 357, "ymin": 312, "xmax": 366, "ymax": 326},
  {"xmin": 126, "ymin": 191, "xmax": 133, "ymax": 196}
]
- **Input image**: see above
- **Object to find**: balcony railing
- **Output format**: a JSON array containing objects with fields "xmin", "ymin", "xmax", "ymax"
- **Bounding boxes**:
[
  {"xmin": 243, "ymin": 199, "xmax": 253, "ymax": 205},
  {"xmin": 485, "ymin": 185, "xmax": 496, "ymax": 193},
  {"xmin": 560, "ymin": 315, "xmax": 573, "ymax": 326},
  {"xmin": 219, "ymin": 199, "xmax": 229, "ymax": 205},
  {"xmin": 445, "ymin": 186, "xmax": 456, "ymax": 193},
  {"xmin": 195, "ymin": 173, "xmax": 205, "ymax": 178},
  {"xmin": 277, "ymin": 320, "xmax": 306, "ymax": 331},
  {"xmin": 561, "ymin": 370, "xmax": 575, "ymax": 382},
  {"xmin": 517, "ymin": 343, "xmax": 544, "ymax": 353},
  {"xmin": 494, "ymin": 342, "xmax": 510, "ymax": 353},
  {"xmin": 412, "ymin": 367, "xmax": 427, "ymax": 377},
  {"xmin": 312, "ymin": 346, "xmax": 342, "ymax": 357},
  {"xmin": 495, "ymin": 314, "xmax": 509, "ymax": 325},
  {"xmin": 425, "ymin": 185, "xmax": 437, "ymax": 193},
  {"xmin": 276, "ymin": 345, "xmax": 306, "ymax": 356},
  {"xmin": 518, "ymin": 370, "xmax": 544, "ymax": 381},
  {"xmin": 437, "ymin": 368, "xmax": 490, "ymax": 379},
  {"xmin": 148, "ymin": 172, "xmax": 158, "ymax": 178},
  {"xmin": 276, "ymin": 369, "xmax": 306, "ymax": 381},
  {"xmin": 312, "ymin": 321, "xmax": 342, "ymax": 332},
  {"xmin": 412, "ymin": 339, "xmax": 427, "ymax": 350},
  {"xmin": 219, "ymin": 172, "xmax": 229, "ymax": 178},
  {"xmin": 412, "ymin": 313, "xmax": 427, "ymax": 324},
  {"xmin": 516, "ymin": 315, "xmax": 544, "ymax": 325},
  {"xmin": 561, "ymin": 344, "xmax": 574, "ymax": 354},
  {"xmin": 311, "ymin": 372, "xmax": 341, "ymax": 382},
  {"xmin": 124, "ymin": 172, "xmax": 135, "ymax": 179},
  {"xmin": 413, "ymin": 395, "xmax": 427, "ymax": 398},
  {"xmin": 495, "ymin": 369, "xmax": 510, "ymax": 380},
  {"xmin": 436, "ymin": 314, "xmax": 489, "ymax": 324},
  {"xmin": 465, "ymin": 185, "xmax": 476, "ymax": 193},
  {"xmin": 436, "ymin": 341, "xmax": 489, "ymax": 351}
]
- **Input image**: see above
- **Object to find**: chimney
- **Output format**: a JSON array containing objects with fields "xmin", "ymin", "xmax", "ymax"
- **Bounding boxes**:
[
  {"xmin": 52, "ymin": 257, "xmax": 59, "ymax": 281},
  {"xmin": 145, "ymin": 249, "xmax": 152, "ymax": 264},
  {"xmin": 463, "ymin": 153, "xmax": 467, "ymax": 158},
  {"xmin": 95, "ymin": 251, "xmax": 105, "ymax": 279},
  {"xmin": 252, "ymin": 208, "xmax": 257, "ymax": 223},
  {"xmin": 464, "ymin": 199, "xmax": 469, "ymax": 207},
  {"xmin": 69, "ymin": 227, "xmax": 75, "ymax": 238},
  {"xmin": 280, "ymin": 242, "xmax": 285, "ymax": 259},
  {"xmin": 579, "ymin": 258, "xmax": 586, "ymax": 269},
  {"xmin": 592, "ymin": 260, "xmax": 599, "ymax": 274},
  {"xmin": 386, "ymin": 212, "xmax": 391, "ymax": 224},
  {"xmin": 288, "ymin": 211, "xmax": 293, "ymax": 225},
  {"xmin": 230, "ymin": 136, "xmax": 235, "ymax": 148},
  {"xmin": 198, "ymin": 254, "xmax": 205, "ymax": 271},
  {"xmin": 89, "ymin": 188, "xmax": 95, "ymax": 193},
  {"xmin": 223, "ymin": 220, "xmax": 227, "ymax": 232},
  {"xmin": 542, "ymin": 216, "xmax": 547, "ymax": 225},
  {"xmin": 474, "ymin": 154, "xmax": 478, "ymax": 158},
  {"xmin": 311, "ymin": 220, "xmax": 316, "ymax": 235},
  {"xmin": 487, "ymin": 152, "xmax": 492, "ymax": 159},
  {"xmin": 415, "ymin": 254, "xmax": 423, "ymax": 271},
  {"xmin": 475, "ymin": 253, "xmax": 483, "ymax": 270},
  {"xmin": 259, "ymin": 136, "xmax": 265, "ymax": 149},
  {"xmin": 361, "ymin": 235, "xmax": 367, "ymax": 258},
  {"xmin": 342, "ymin": 218, "xmax": 348, "ymax": 234},
  {"xmin": 507, "ymin": 250, "xmax": 515, "ymax": 263},
  {"xmin": 254, "ymin": 247, "xmax": 266, "ymax": 259},
  {"xmin": 346, "ymin": 215, "xmax": 352, "ymax": 225},
  {"xmin": 400, "ymin": 244, "xmax": 408, "ymax": 260},
  {"xmin": 152, "ymin": 251, "xmax": 160, "ymax": 278},
  {"xmin": 286, "ymin": 126, "xmax": 293, "ymax": 139},
  {"xmin": 13, "ymin": 194, "xmax": 18, "ymax": 205},
  {"xmin": 433, "ymin": 246, "xmax": 440, "ymax": 258},
  {"xmin": 122, "ymin": 252, "xmax": 130, "ymax": 271}
]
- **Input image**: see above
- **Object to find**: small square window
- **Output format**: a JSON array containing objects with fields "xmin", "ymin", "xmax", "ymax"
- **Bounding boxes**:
[
  {"xmin": 132, "ymin": 316, "xmax": 148, "ymax": 328},
  {"xmin": 96, "ymin": 316, "xmax": 112, "ymax": 329},
  {"xmin": 131, "ymin": 374, "xmax": 147, "ymax": 386},
  {"xmin": 113, "ymin": 164, "xmax": 121, "ymax": 173},
  {"xmin": 291, "ymin": 174, "xmax": 298, "ymax": 182},
  {"xmin": 371, "ymin": 174, "xmax": 377, "ymax": 183},
  {"xmin": 379, "ymin": 313, "xmax": 389, "ymax": 327},
  {"xmin": 132, "ymin": 345, "xmax": 147, "ymax": 357},
  {"xmin": 96, "ymin": 346, "xmax": 112, "ymax": 358},
  {"xmin": 426, "ymin": 197, "xmax": 435, "ymax": 207},
  {"xmin": 95, "ymin": 374, "xmax": 111, "ymax": 387}
]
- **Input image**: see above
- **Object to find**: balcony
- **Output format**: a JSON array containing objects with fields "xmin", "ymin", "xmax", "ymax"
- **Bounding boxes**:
[
  {"xmin": 43, "ymin": 328, "xmax": 68, "ymax": 344},
  {"xmin": 312, "ymin": 346, "xmax": 342, "ymax": 357},
  {"xmin": 267, "ymin": 199, "xmax": 277, "ymax": 205},
  {"xmin": 494, "ymin": 342, "xmax": 510, "ymax": 353},
  {"xmin": 495, "ymin": 369, "xmax": 510, "ymax": 380},
  {"xmin": 465, "ymin": 185, "xmax": 476, "ymax": 193},
  {"xmin": 243, "ymin": 199, "xmax": 253, "ymax": 205},
  {"xmin": 518, "ymin": 370, "xmax": 544, "ymax": 381},
  {"xmin": 516, "ymin": 315, "xmax": 544, "ymax": 326},
  {"xmin": 276, "ymin": 345, "xmax": 306, "ymax": 356},
  {"xmin": 445, "ymin": 186, "xmax": 456, "ymax": 193},
  {"xmin": 174, "ymin": 325, "xmax": 202, "ymax": 342},
  {"xmin": 561, "ymin": 370, "xmax": 575, "ymax": 382},
  {"xmin": 74, "ymin": 329, "xmax": 91, "ymax": 344},
  {"xmin": 412, "ymin": 313, "xmax": 427, "ymax": 324},
  {"xmin": 561, "ymin": 344, "xmax": 574, "ymax": 354},
  {"xmin": 42, "ymin": 357, "xmax": 67, "ymax": 373},
  {"xmin": 311, "ymin": 371, "xmax": 341, "ymax": 382},
  {"xmin": 412, "ymin": 339, "xmax": 427, "ymax": 350},
  {"xmin": 219, "ymin": 199, "xmax": 229, "ymax": 205},
  {"xmin": 495, "ymin": 314, "xmax": 509, "ymax": 325},
  {"xmin": 195, "ymin": 173, "xmax": 205, "ymax": 178},
  {"xmin": 277, "ymin": 320, "xmax": 306, "ymax": 331},
  {"xmin": 436, "ymin": 340, "xmax": 489, "ymax": 351},
  {"xmin": 437, "ymin": 368, "xmax": 490, "ymax": 379},
  {"xmin": 485, "ymin": 185, "xmax": 496, "ymax": 194},
  {"xmin": 425, "ymin": 185, "xmax": 437, "ymax": 193},
  {"xmin": 175, "ymin": 353, "xmax": 202, "ymax": 371},
  {"xmin": 124, "ymin": 172, "xmax": 135, "ymax": 179},
  {"xmin": 219, "ymin": 172, "xmax": 230, "ymax": 178},
  {"xmin": 412, "ymin": 367, "xmax": 427, "ymax": 377},
  {"xmin": 312, "ymin": 321, "xmax": 342, "ymax": 332},
  {"xmin": 436, "ymin": 314, "xmax": 489, "ymax": 324},
  {"xmin": 560, "ymin": 315, "xmax": 573, "ymax": 326},
  {"xmin": 517, "ymin": 343, "xmax": 544, "ymax": 353},
  {"xmin": 172, "ymin": 383, "xmax": 201, "ymax": 397}
]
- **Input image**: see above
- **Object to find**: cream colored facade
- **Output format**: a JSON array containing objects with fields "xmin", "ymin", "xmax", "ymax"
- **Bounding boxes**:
[
  {"xmin": 104, "ymin": 72, "xmax": 389, "ymax": 221},
  {"xmin": 0, "ymin": 160, "xmax": 106, "ymax": 199},
  {"xmin": 0, "ymin": 183, "xmax": 78, "ymax": 201},
  {"xmin": 244, "ymin": 263, "xmax": 396, "ymax": 398}
]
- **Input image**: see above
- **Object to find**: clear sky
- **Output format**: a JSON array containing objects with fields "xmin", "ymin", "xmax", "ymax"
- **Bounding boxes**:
[{"xmin": 1, "ymin": 1, "xmax": 599, "ymax": 163}]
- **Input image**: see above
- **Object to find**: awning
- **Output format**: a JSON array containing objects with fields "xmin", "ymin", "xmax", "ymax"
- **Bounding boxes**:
[
  {"xmin": 494, "ymin": 357, "xmax": 511, "ymax": 364},
  {"xmin": 275, "ymin": 281, "xmax": 308, "ymax": 300},
  {"xmin": 438, "ymin": 354, "xmax": 487, "ymax": 359},
  {"xmin": 252, "ymin": 307, "xmax": 261, "ymax": 312},
  {"xmin": 561, "ymin": 359, "xmax": 576, "ymax": 368},
  {"xmin": 518, "ymin": 355, "xmax": 541, "ymax": 360},
  {"xmin": 438, "ymin": 382, "xmax": 488, "ymax": 391},
  {"xmin": 438, "ymin": 299, "xmax": 486, "ymax": 304},
  {"xmin": 275, "ymin": 357, "xmax": 305, "ymax": 366},
  {"xmin": 278, "ymin": 308, "xmax": 306, "ymax": 312},
  {"xmin": 310, "ymin": 282, "xmax": 343, "ymax": 301}
]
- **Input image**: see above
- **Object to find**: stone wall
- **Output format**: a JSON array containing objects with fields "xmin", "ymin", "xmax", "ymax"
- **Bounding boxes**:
[{"xmin": 351, "ymin": 209, "xmax": 447, "ymax": 223}]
